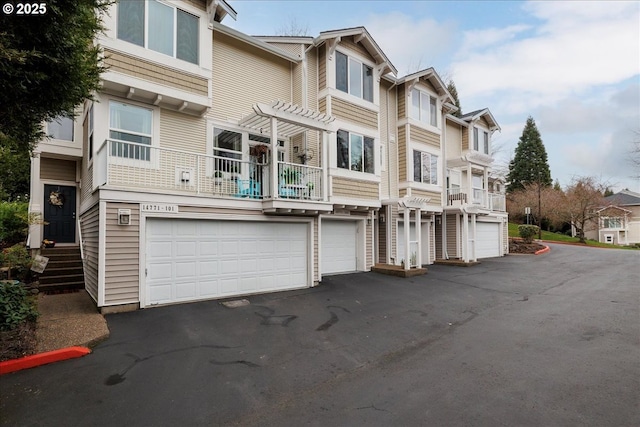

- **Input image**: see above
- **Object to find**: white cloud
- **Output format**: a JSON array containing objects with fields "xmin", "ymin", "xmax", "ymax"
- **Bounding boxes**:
[
  {"xmin": 458, "ymin": 25, "xmax": 531, "ymax": 56},
  {"xmin": 363, "ymin": 12, "xmax": 457, "ymax": 75}
]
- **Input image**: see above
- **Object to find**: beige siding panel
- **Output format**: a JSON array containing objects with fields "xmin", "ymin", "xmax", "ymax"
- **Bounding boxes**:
[
  {"xmin": 340, "ymin": 36, "xmax": 373, "ymax": 61},
  {"xmin": 182, "ymin": 0, "xmax": 206, "ymax": 11},
  {"xmin": 318, "ymin": 45, "xmax": 326, "ymax": 91},
  {"xmin": 398, "ymin": 125, "xmax": 407, "ymax": 182},
  {"xmin": 160, "ymin": 108, "xmax": 207, "ymax": 153},
  {"xmin": 411, "ymin": 189, "xmax": 441, "ymax": 200},
  {"xmin": 267, "ymin": 42, "xmax": 302, "ymax": 58},
  {"xmin": 410, "ymin": 125, "xmax": 440, "ymax": 147},
  {"xmin": 80, "ymin": 203, "xmax": 99, "ymax": 301},
  {"xmin": 446, "ymin": 121, "xmax": 463, "ymax": 159},
  {"xmin": 447, "ymin": 214, "xmax": 458, "ymax": 257},
  {"xmin": 104, "ymin": 203, "xmax": 140, "ymax": 305},
  {"xmin": 332, "ymin": 177, "xmax": 379, "ymax": 200},
  {"xmin": 421, "ymin": 79, "xmax": 437, "ymax": 94},
  {"xmin": 332, "ymin": 98, "xmax": 378, "ymax": 129},
  {"xmin": 462, "ymin": 127, "xmax": 469, "ymax": 151},
  {"xmin": 307, "ymin": 48, "xmax": 318, "ymax": 110},
  {"xmin": 380, "ymin": 83, "xmax": 389, "ymax": 197},
  {"xmin": 40, "ymin": 158, "xmax": 76, "ymax": 182},
  {"xmin": 478, "ymin": 117, "xmax": 490, "ymax": 128},
  {"xmin": 387, "ymin": 85, "xmax": 399, "ymax": 198},
  {"xmin": 398, "ymin": 84, "xmax": 406, "ymax": 119},
  {"xmin": 210, "ymin": 32, "xmax": 291, "ymax": 122},
  {"xmin": 292, "ymin": 61, "xmax": 303, "ymax": 106},
  {"xmin": 318, "ymin": 97, "xmax": 327, "ymax": 113},
  {"xmin": 103, "ymin": 49, "xmax": 208, "ymax": 96}
]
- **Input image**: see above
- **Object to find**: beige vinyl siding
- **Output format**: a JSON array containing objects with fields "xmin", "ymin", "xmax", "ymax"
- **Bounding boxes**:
[
  {"xmin": 398, "ymin": 125, "xmax": 407, "ymax": 182},
  {"xmin": 340, "ymin": 36, "xmax": 373, "ymax": 61},
  {"xmin": 421, "ymin": 79, "xmax": 438, "ymax": 94},
  {"xmin": 410, "ymin": 125, "xmax": 440, "ymax": 147},
  {"xmin": 40, "ymin": 158, "xmax": 76, "ymax": 182},
  {"xmin": 210, "ymin": 32, "xmax": 291, "ymax": 122},
  {"xmin": 104, "ymin": 203, "xmax": 140, "ymax": 305},
  {"xmin": 478, "ymin": 117, "xmax": 490, "ymax": 128},
  {"xmin": 182, "ymin": 0, "xmax": 206, "ymax": 11},
  {"xmin": 446, "ymin": 121, "xmax": 462, "ymax": 158},
  {"xmin": 159, "ymin": 108, "xmax": 207, "ymax": 153},
  {"xmin": 307, "ymin": 48, "xmax": 318, "ymax": 109},
  {"xmin": 380, "ymin": 84, "xmax": 389, "ymax": 197},
  {"xmin": 331, "ymin": 98, "xmax": 378, "ymax": 129},
  {"xmin": 332, "ymin": 177, "xmax": 379, "ymax": 200},
  {"xmin": 411, "ymin": 189, "xmax": 441, "ymax": 200},
  {"xmin": 292, "ymin": 61, "xmax": 303, "ymax": 106},
  {"xmin": 398, "ymin": 84, "xmax": 406, "ymax": 119},
  {"xmin": 80, "ymin": 203, "xmax": 99, "ymax": 301},
  {"xmin": 318, "ymin": 44, "xmax": 326, "ymax": 91},
  {"xmin": 103, "ymin": 48, "xmax": 208, "ymax": 96},
  {"xmin": 462, "ymin": 127, "xmax": 469, "ymax": 151},
  {"xmin": 266, "ymin": 42, "xmax": 302, "ymax": 58},
  {"xmin": 319, "ymin": 97, "xmax": 327, "ymax": 113}
]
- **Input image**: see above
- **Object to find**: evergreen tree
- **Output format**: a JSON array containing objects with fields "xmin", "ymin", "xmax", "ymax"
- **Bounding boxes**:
[
  {"xmin": 507, "ymin": 116, "xmax": 552, "ymax": 193},
  {"xmin": 553, "ymin": 179, "xmax": 562, "ymax": 192},
  {"xmin": 447, "ymin": 80, "xmax": 462, "ymax": 117}
]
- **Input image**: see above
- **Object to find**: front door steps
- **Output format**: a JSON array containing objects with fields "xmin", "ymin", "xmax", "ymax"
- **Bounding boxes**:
[
  {"xmin": 38, "ymin": 247, "xmax": 84, "ymax": 293},
  {"xmin": 371, "ymin": 264, "xmax": 428, "ymax": 278}
]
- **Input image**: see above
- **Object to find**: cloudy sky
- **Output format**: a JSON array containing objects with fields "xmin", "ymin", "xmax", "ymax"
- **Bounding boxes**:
[{"xmin": 225, "ymin": 1, "xmax": 640, "ymax": 192}]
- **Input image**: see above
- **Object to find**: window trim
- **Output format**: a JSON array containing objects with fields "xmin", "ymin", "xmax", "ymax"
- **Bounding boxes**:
[
  {"xmin": 47, "ymin": 116, "xmax": 75, "ymax": 142},
  {"xmin": 116, "ymin": 0, "xmax": 200, "ymax": 65},
  {"xmin": 107, "ymin": 99, "xmax": 159, "ymax": 169},
  {"xmin": 336, "ymin": 129, "xmax": 376, "ymax": 174},
  {"xmin": 412, "ymin": 149, "xmax": 439, "ymax": 185},
  {"xmin": 334, "ymin": 49, "xmax": 375, "ymax": 103},
  {"xmin": 473, "ymin": 125, "xmax": 490, "ymax": 155},
  {"xmin": 410, "ymin": 88, "xmax": 439, "ymax": 128}
]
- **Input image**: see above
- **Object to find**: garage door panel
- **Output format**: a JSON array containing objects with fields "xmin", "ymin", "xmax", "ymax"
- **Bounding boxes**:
[
  {"xmin": 321, "ymin": 220, "xmax": 358, "ymax": 274},
  {"xmin": 146, "ymin": 219, "xmax": 309, "ymax": 306},
  {"xmin": 476, "ymin": 222, "xmax": 500, "ymax": 259}
]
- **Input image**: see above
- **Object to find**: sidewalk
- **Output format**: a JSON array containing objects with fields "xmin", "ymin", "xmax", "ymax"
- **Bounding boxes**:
[{"xmin": 35, "ymin": 291, "xmax": 110, "ymax": 353}]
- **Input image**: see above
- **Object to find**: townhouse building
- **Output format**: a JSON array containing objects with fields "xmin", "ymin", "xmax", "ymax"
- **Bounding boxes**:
[{"xmin": 29, "ymin": 0, "xmax": 507, "ymax": 311}]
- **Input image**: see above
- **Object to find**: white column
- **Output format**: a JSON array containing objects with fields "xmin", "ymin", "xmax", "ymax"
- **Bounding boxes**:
[
  {"xmin": 467, "ymin": 163, "xmax": 472, "ymax": 203},
  {"xmin": 441, "ymin": 212, "xmax": 447, "ymax": 260},
  {"xmin": 462, "ymin": 211, "xmax": 469, "ymax": 262},
  {"xmin": 29, "ymin": 153, "xmax": 43, "ymax": 249},
  {"xmin": 471, "ymin": 214, "xmax": 477, "ymax": 262},
  {"xmin": 322, "ymin": 131, "xmax": 329, "ymax": 201},
  {"xmin": 483, "ymin": 166, "xmax": 489, "ymax": 207},
  {"xmin": 415, "ymin": 208, "xmax": 422, "ymax": 267},
  {"xmin": 270, "ymin": 117, "xmax": 279, "ymax": 199},
  {"xmin": 403, "ymin": 206, "xmax": 410, "ymax": 270}
]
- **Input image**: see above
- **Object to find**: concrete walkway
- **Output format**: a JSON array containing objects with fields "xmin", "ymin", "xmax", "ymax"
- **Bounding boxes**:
[{"xmin": 35, "ymin": 291, "xmax": 110, "ymax": 353}]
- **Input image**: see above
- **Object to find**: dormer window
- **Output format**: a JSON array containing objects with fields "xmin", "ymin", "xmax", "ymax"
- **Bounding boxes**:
[
  {"xmin": 336, "ymin": 51, "xmax": 374, "ymax": 102},
  {"xmin": 473, "ymin": 127, "xmax": 490, "ymax": 155},
  {"xmin": 410, "ymin": 89, "xmax": 438, "ymax": 127},
  {"xmin": 117, "ymin": 0, "xmax": 199, "ymax": 65}
]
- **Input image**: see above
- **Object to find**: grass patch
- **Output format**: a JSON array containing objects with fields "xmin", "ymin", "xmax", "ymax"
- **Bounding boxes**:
[{"xmin": 508, "ymin": 223, "xmax": 639, "ymax": 250}]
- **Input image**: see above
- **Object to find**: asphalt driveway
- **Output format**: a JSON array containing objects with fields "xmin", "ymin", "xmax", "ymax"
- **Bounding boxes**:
[{"xmin": 1, "ymin": 243, "xmax": 639, "ymax": 426}]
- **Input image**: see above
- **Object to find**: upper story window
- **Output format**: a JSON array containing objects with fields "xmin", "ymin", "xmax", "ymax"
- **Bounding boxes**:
[
  {"xmin": 336, "ymin": 51, "xmax": 374, "ymax": 102},
  {"xmin": 213, "ymin": 128, "xmax": 242, "ymax": 173},
  {"xmin": 410, "ymin": 89, "xmax": 438, "ymax": 127},
  {"xmin": 109, "ymin": 101, "xmax": 153, "ymax": 161},
  {"xmin": 337, "ymin": 129, "xmax": 374, "ymax": 174},
  {"xmin": 47, "ymin": 116, "xmax": 74, "ymax": 141},
  {"xmin": 602, "ymin": 217, "xmax": 622, "ymax": 228},
  {"xmin": 117, "ymin": 0, "xmax": 199, "ymax": 65},
  {"xmin": 413, "ymin": 150, "xmax": 438, "ymax": 185},
  {"xmin": 473, "ymin": 127, "xmax": 490, "ymax": 155}
]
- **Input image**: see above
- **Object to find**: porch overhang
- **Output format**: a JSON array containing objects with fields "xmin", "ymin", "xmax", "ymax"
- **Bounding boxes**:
[
  {"xmin": 396, "ymin": 197, "xmax": 442, "ymax": 212},
  {"xmin": 447, "ymin": 151, "xmax": 494, "ymax": 169},
  {"xmin": 262, "ymin": 199, "xmax": 333, "ymax": 215},
  {"xmin": 239, "ymin": 100, "xmax": 337, "ymax": 137}
]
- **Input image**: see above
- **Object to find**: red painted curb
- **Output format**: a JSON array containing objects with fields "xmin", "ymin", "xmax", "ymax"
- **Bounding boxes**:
[
  {"xmin": 535, "ymin": 245, "xmax": 550, "ymax": 255},
  {"xmin": 0, "ymin": 346, "xmax": 91, "ymax": 375}
]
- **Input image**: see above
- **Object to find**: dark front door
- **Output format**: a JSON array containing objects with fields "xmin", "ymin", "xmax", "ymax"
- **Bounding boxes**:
[{"xmin": 43, "ymin": 185, "xmax": 76, "ymax": 243}]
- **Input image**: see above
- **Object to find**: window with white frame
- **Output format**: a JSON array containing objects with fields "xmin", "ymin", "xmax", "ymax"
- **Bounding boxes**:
[
  {"xmin": 213, "ymin": 128, "xmax": 242, "ymax": 174},
  {"xmin": 603, "ymin": 217, "xmax": 622, "ymax": 228},
  {"xmin": 410, "ymin": 89, "xmax": 438, "ymax": 127},
  {"xmin": 413, "ymin": 150, "xmax": 438, "ymax": 185},
  {"xmin": 47, "ymin": 116, "xmax": 74, "ymax": 141},
  {"xmin": 473, "ymin": 127, "xmax": 490, "ymax": 154},
  {"xmin": 336, "ymin": 51, "xmax": 374, "ymax": 102},
  {"xmin": 109, "ymin": 101, "xmax": 153, "ymax": 161},
  {"xmin": 604, "ymin": 234, "xmax": 614, "ymax": 243},
  {"xmin": 117, "ymin": 0, "xmax": 199, "ymax": 65},
  {"xmin": 337, "ymin": 129, "xmax": 375, "ymax": 173}
]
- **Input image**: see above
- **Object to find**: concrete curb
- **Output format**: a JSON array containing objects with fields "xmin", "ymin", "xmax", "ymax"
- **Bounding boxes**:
[
  {"xmin": 0, "ymin": 346, "xmax": 91, "ymax": 375},
  {"xmin": 535, "ymin": 245, "xmax": 550, "ymax": 255}
]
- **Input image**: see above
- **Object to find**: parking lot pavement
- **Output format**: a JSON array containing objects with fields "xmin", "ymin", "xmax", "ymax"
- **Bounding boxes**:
[{"xmin": 1, "ymin": 243, "xmax": 638, "ymax": 426}]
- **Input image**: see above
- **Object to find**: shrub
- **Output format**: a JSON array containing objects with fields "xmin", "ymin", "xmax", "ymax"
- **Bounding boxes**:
[
  {"xmin": 1, "ymin": 243, "xmax": 32, "ymax": 282},
  {"xmin": 518, "ymin": 225, "xmax": 539, "ymax": 243},
  {"xmin": 0, "ymin": 281, "xmax": 38, "ymax": 331},
  {"xmin": 0, "ymin": 201, "xmax": 29, "ymax": 247}
]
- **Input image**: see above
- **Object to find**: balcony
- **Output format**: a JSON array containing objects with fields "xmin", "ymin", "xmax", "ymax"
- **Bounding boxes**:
[
  {"xmin": 446, "ymin": 188, "xmax": 505, "ymax": 212},
  {"xmin": 94, "ymin": 140, "xmax": 330, "ymax": 212}
]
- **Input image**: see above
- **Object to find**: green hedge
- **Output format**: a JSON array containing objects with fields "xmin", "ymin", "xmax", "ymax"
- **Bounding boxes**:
[
  {"xmin": 0, "ymin": 281, "xmax": 38, "ymax": 331},
  {"xmin": 0, "ymin": 201, "xmax": 29, "ymax": 247}
]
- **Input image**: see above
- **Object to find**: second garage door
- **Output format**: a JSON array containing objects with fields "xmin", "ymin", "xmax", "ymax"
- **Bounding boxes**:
[
  {"xmin": 321, "ymin": 220, "xmax": 358, "ymax": 275},
  {"xmin": 475, "ymin": 222, "xmax": 501, "ymax": 259},
  {"xmin": 145, "ymin": 219, "xmax": 309, "ymax": 306}
]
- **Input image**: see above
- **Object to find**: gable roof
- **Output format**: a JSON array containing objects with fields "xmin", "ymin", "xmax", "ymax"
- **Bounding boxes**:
[
  {"xmin": 314, "ymin": 27, "xmax": 397, "ymax": 76},
  {"xmin": 211, "ymin": 22, "xmax": 301, "ymax": 63},
  {"xmin": 604, "ymin": 190, "xmax": 640, "ymax": 206},
  {"xmin": 460, "ymin": 108, "xmax": 500, "ymax": 131},
  {"xmin": 396, "ymin": 68, "xmax": 454, "ymax": 105}
]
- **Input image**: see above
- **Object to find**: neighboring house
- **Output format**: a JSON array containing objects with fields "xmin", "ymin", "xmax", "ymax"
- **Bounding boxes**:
[
  {"xmin": 584, "ymin": 190, "xmax": 640, "ymax": 245},
  {"xmin": 28, "ymin": 0, "xmax": 507, "ymax": 312}
]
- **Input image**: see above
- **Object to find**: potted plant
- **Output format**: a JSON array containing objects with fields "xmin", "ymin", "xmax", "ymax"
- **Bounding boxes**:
[
  {"xmin": 282, "ymin": 168, "xmax": 300, "ymax": 185},
  {"xmin": 213, "ymin": 171, "xmax": 223, "ymax": 185}
]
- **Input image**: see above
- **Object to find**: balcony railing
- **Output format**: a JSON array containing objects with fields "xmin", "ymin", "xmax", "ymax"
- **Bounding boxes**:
[
  {"xmin": 446, "ymin": 187, "xmax": 505, "ymax": 212},
  {"xmin": 95, "ymin": 139, "xmax": 325, "ymax": 201}
]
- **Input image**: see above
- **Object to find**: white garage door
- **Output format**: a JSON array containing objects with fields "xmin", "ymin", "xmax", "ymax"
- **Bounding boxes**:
[
  {"xmin": 321, "ymin": 220, "xmax": 357, "ymax": 274},
  {"xmin": 145, "ymin": 219, "xmax": 308, "ymax": 306},
  {"xmin": 476, "ymin": 222, "xmax": 501, "ymax": 259}
]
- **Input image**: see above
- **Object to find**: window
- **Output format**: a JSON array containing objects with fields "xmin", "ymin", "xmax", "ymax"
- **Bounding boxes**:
[
  {"xmin": 473, "ymin": 127, "xmax": 489, "ymax": 154},
  {"xmin": 117, "ymin": 0, "xmax": 199, "ymax": 65},
  {"xmin": 413, "ymin": 150, "xmax": 438, "ymax": 185},
  {"xmin": 335, "ymin": 51, "xmax": 374, "ymax": 102},
  {"xmin": 213, "ymin": 128, "xmax": 242, "ymax": 173},
  {"xmin": 47, "ymin": 116, "xmax": 74, "ymax": 141},
  {"xmin": 337, "ymin": 130, "xmax": 374, "ymax": 173},
  {"xmin": 604, "ymin": 235, "xmax": 614, "ymax": 243},
  {"xmin": 447, "ymin": 169, "xmax": 461, "ymax": 190},
  {"xmin": 109, "ymin": 102, "xmax": 153, "ymax": 161},
  {"xmin": 603, "ymin": 217, "xmax": 622, "ymax": 228},
  {"xmin": 249, "ymin": 134, "xmax": 285, "ymax": 163},
  {"xmin": 410, "ymin": 89, "xmax": 437, "ymax": 127}
]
